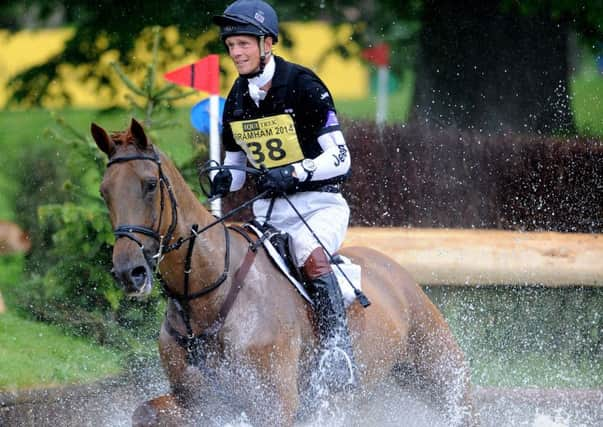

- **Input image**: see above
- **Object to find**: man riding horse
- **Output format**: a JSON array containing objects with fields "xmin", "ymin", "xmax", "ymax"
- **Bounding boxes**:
[
  {"xmin": 211, "ymin": 0, "xmax": 358, "ymax": 392},
  {"xmin": 91, "ymin": 1, "xmax": 477, "ymax": 424}
]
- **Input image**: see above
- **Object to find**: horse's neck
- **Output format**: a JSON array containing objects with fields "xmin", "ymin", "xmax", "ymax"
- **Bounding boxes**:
[
  {"xmin": 160, "ymin": 156, "xmax": 243, "ymax": 329},
  {"xmin": 161, "ymin": 155, "xmax": 225, "ymax": 269},
  {"xmin": 159, "ymin": 158, "xmax": 307, "ymax": 338},
  {"xmin": 168, "ymin": 165, "xmax": 216, "ymax": 234}
]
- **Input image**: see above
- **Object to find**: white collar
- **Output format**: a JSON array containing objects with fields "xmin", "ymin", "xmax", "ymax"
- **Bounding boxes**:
[{"xmin": 247, "ymin": 55, "xmax": 275, "ymax": 88}]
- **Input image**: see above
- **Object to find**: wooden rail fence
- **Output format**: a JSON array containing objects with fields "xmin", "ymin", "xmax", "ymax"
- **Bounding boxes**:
[{"xmin": 343, "ymin": 228, "xmax": 603, "ymax": 287}]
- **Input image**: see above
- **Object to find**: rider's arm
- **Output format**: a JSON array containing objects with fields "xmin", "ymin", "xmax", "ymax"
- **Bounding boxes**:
[
  {"xmin": 292, "ymin": 111, "xmax": 351, "ymax": 182},
  {"xmin": 224, "ymin": 150, "xmax": 247, "ymax": 191}
]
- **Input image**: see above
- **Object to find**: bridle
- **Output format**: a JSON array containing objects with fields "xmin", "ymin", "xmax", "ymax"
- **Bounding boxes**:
[
  {"xmin": 106, "ymin": 147, "xmax": 230, "ymax": 302},
  {"xmin": 107, "ymin": 149, "xmax": 177, "ymax": 268},
  {"xmin": 104, "ymin": 149, "xmax": 273, "ymax": 368}
]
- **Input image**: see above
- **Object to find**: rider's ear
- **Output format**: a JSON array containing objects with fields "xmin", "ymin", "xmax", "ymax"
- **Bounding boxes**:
[
  {"xmin": 91, "ymin": 123, "xmax": 116, "ymax": 157},
  {"xmin": 130, "ymin": 118, "xmax": 148, "ymax": 150}
]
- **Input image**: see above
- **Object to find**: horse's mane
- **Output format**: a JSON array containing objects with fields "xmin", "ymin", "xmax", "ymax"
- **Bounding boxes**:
[
  {"xmin": 108, "ymin": 128, "xmax": 158, "ymax": 159},
  {"xmin": 110, "ymin": 129, "xmax": 138, "ymax": 146}
]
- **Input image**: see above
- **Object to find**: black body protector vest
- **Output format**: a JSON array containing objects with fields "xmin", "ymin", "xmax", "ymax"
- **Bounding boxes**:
[{"xmin": 222, "ymin": 57, "xmax": 347, "ymax": 190}]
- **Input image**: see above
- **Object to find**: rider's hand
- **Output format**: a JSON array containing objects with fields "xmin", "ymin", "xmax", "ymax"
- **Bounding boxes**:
[
  {"xmin": 256, "ymin": 165, "xmax": 299, "ymax": 196},
  {"xmin": 209, "ymin": 168, "xmax": 232, "ymax": 198}
]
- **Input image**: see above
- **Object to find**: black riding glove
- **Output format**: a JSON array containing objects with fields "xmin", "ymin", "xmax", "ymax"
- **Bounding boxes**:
[
  {"xmin": 209, "ymin": 168, "xmax": 232, "ymax": 198},
  {"xmin": 256, "ymin": 165, "xmax": 299, "ymax": 196}
]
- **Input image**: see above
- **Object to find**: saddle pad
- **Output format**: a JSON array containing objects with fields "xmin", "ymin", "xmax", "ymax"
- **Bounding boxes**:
[{"xmin": 245, "ymin": 223, "xmax": 362, "ymax": 308}]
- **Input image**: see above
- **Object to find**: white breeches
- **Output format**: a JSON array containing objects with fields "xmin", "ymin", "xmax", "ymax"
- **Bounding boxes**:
[{"xmin": 252, "ymin": 192, "xmax": 350, "ymax": 267}]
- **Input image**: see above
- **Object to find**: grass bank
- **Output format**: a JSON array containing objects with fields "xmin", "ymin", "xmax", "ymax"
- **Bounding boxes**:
[
  {"xmin": 427, "ymin": 286, "xmax": 603, "ymax": 389},
  {"xmin": 0, "ymin": 254, "xmax": 125, "ymax": 390},
  {"xmin": 0, "ymin": 310, "xmax": 124, "ymax": 390}
]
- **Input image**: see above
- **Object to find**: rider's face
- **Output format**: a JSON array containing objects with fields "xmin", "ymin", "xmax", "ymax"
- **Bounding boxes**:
[{"xmin": 225, "ymin": 35, "xmax": 272, "ymax": 75}]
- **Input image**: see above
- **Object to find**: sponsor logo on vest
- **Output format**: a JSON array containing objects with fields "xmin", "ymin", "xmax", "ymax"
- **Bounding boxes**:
[{"xmin": 243, "ymin": 121, "xmax": 260, "ymax": 132}]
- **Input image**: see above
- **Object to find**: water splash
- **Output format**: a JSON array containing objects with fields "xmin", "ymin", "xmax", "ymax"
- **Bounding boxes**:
[{"xmin": 1, "ymin": 362, "xmax": 601, "ymax": 426}]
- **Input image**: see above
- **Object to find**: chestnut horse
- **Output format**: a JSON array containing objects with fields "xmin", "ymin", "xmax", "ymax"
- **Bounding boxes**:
[{"xmin": 91, "ymin": 119, "xmax": 475, "ymax": 426}]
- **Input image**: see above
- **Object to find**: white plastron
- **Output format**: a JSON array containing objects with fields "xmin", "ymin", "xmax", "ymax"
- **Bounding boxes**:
[{"xmin": 248, "ymin": 55, "xmax": 275, "ymax": 106}]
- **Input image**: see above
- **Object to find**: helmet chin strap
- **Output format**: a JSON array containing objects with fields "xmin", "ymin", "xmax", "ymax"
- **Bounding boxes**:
[{"xmin": 240, "ymin": 35, "xmax": 267, "ymax": 79}]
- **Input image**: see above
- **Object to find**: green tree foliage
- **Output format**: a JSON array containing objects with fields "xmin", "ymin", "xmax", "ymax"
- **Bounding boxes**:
[
  {"xmin": 12, "ymin": 115, "xmax": 164, "ymax": 349},
  {"xmin": 1, "ymin": 0, "xmax": 602, "ymax": 129},
  {"xmin": 1, "ymin": 0, "xmax": 223, "ymax": 106},
  {"xmin": 501, "ymin": 0, "xmax": 603, "ymax": 45},
  {"xmin": 2, "ymin": 1, "xmax": 602, "ymax": 105},
  {"xmin": 109, "ymin": 27, "xmax": 198, "ymax": 129},
  {"xmin": 0, "ymin": 0, "xmax": 422, "ymax": 106}
]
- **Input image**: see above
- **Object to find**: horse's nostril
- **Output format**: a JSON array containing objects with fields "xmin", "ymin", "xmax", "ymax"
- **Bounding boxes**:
[{"xmin": 131, "ymin": 266, "xmax": 148, "ymax": 285}]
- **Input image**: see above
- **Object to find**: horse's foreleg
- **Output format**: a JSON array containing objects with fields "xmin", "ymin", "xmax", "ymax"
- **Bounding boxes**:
[
  {"xmin": 271, "ymin": 358, "xmax": 301, "ymax": 426},
  {"xmin": 244, "ymin": 341, "xmax": 301, "ymax": 427},
  {"xmin": 132, "ymin": 394, "xmax": 187, "ymax": 427},
  {"xmin": 132, "ymin": 325, "xmax": 193, "ymax": 426}
]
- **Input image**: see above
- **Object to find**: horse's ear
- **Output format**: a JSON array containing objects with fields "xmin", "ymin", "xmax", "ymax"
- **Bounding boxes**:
[
  {"xmin": 91, "ymin": 123, "xmax": 115, "ymax": 157},
  {"xmin": 130, "ymin": 118, "xmax": 148, "ymax": 150}
]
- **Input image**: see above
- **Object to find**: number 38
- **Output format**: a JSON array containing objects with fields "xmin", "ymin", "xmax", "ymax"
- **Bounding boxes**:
[{"xmin": 248, "ymin": 138, "xmax": 286, "ymax": 164}]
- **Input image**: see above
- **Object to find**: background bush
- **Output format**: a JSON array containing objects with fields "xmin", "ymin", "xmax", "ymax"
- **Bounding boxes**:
[
  {"xmin": 323, "ymin": 120, "xmax": 603, "ymax": 231},
  {"xmin": 10, "ymin": 121, "xmax": 167, "ymax": 352},
  {"xmin": 224, "ymin": 119, "xmax": 603, "ymax": 233}
]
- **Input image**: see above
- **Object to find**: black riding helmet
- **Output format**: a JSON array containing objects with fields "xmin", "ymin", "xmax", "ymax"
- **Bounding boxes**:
[
  {"xmin": 213, "ymin": 0, "xmax": 279, "ymax": 78},
  {"xmin": 213, "ymin": 0, "xmax": 279, "ymax": 43}
]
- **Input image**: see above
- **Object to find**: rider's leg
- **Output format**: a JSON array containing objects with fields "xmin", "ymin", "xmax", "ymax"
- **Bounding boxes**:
[{"xmin": 303, "ymin": 247, "xmax": 358, "ymax": 391}]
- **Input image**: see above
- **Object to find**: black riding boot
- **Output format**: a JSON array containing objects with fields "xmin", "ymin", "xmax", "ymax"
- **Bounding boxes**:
[{"xmin": 304, "ymin": 248, "xmax": 358, "ymax": 392}]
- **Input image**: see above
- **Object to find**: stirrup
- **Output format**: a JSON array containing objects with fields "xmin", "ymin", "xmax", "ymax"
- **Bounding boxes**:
[{"xmin": 317, "ymin": 346, "xmax": 357, "ymax": 391}]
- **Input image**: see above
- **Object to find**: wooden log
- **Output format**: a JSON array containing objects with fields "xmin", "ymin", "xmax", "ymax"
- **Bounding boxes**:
[
  {"xmin": 343, "ymin": 228, "xmax": 603, "ymax": 287},
  {"xmin": 0, "ymin": 291, "xmax": 5, "ymax": 314}
]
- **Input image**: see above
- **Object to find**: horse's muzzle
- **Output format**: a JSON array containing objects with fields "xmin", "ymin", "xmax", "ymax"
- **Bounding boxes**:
[{"xmin": 111, "ymin": 261, "xmax": 154, "ymax": 297}]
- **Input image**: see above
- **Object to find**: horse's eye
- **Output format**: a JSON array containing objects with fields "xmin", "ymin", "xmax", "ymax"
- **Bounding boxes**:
[{"xmin": 144, "ymin": 179, "xmax": 158, "ymax": 194}]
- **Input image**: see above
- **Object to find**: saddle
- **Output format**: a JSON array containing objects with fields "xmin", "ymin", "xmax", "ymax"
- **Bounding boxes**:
[
  {"xmin": 249, "ymin": 220, "xmax": 304, "ymax": 282},
  {"xmin": 242, "ymin": 221, "xmax": 361, "ymax": 307}
]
